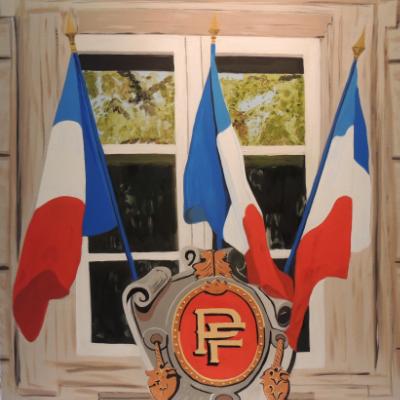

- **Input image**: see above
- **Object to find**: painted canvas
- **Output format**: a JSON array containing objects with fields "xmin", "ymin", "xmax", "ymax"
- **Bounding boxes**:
[{"xmin": 4, "ymin": 4, "xmax": 400, "ymax": 400}]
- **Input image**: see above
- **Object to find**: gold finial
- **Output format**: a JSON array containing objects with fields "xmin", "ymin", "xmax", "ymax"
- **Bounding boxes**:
[
  {"xmin": 64, "ymin": 10, "xmax": 78, "ymax": 53},
  {"xmin": 352, "ymin": 30, "xmax": 365, "ymax": 60},
  {"xmin": 209, "ymin": 15, "xmax": 219, "ymax": 44}
]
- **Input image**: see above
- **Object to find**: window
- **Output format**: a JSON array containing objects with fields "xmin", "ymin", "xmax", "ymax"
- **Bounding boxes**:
[
  {"xmin": 75, "ymin": 34, "xmax": 322, "ymax": 367},
  {"xmin": 76, "ymin": 35, "xmax": 189, "ymax": 357}
]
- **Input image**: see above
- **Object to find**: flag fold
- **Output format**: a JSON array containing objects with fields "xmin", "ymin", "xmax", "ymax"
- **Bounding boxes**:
[{"xmin": 13, "ymin": 54, "xmax": 119, "ymax": 341}]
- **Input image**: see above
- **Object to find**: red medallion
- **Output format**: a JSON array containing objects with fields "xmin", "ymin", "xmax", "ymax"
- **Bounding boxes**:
[{"xmin": 172, "ymin": 280, "xmax": 265, "ymax": 386}]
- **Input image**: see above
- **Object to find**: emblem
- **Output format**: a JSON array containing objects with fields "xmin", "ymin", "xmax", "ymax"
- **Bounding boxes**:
[{"xmin": 123, "ymin": 248, "xmax": 293, "ymax": 400}]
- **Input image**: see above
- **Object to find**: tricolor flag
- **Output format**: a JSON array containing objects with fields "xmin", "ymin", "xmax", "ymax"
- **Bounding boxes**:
[
  {"xmin": 284, "ymin": 60, "xmax": 371, "ymax": 348},
  {"xmin": 13, "ymin": 53, "xmax": 136, "ymax": 342},
  {"xmin": 184, "ymin": 43, "xmax": 371, "ymax": 350},
  {"xmin": 183, "ymin": 43, "xmax": 293, "ymax": 300}
]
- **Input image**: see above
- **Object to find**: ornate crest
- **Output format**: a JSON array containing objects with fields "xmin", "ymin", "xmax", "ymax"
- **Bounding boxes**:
[{"xmin": 123, "ymin": 248, "xmax": 293, "ymax": 400}]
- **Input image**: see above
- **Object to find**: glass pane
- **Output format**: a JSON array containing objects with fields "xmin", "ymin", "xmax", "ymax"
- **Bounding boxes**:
[
  {"xmin": 80, "ymin": 54, "xmax": 175, "ymax": 144},
  {"xmin": 90, "ymin": 260, "xmax": 179, "ymax": 344},
  {"xmin": 217, "ymin": 57, "xmax": 305, "ymax": 146},
  {"xmin": 245, "ymin": 155, "xmax": 306, "ymax": 249},
  {"xmin": 89, "ymin": 154, "xmax": 178, "ymax": 253}
]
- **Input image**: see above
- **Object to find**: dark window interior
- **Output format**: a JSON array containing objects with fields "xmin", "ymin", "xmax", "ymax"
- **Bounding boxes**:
[
  {"xmin": 216, "ymin": 56, "xmax": 304, "ymax": 74},
  {"xmin": 245, "ymin": 155, "xmax": 306, "ymax": 249},
  {"xmin": 90, "ymin": 260, "xmax": 179, "ymax": 344},
  {"xmin": 79, "ymin": 54, "xmax": 174, "ymax": 72},
  {"xmin": 89, "ymin": 154, "xmax": 178, "ymax": 253}
]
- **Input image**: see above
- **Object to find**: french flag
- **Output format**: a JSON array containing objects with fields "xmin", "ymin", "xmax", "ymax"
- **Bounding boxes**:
[
  {"xmin": 184, "ymin": 43, "xmax": 293, "ymax": 300},
  {"xmin": 184, "ymin": 45, "xmax": 370, "ymax": 350},
  {"xmin": 13, "ymin": 53, "xmax": 132, "ymax": 342},
  {"xmin": 284, "ymin": 61, "xmax": 371, "ymax": 348}
]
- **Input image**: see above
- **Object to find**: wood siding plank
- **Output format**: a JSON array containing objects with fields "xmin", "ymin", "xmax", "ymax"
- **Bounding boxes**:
[
  {"xmin": 0, "ymin": 270, "xmax": 11, "ymax": 360},
  {"xmin": 0, "ymin": 18, "xmax": 11, "ymax": 58},
  {"xmin": 0, "ymin": 60, "xmax": 11, "ymax": 154},
  {"xmin": 99, "ymin": 394, "xmax": 150, "ymax": 400},
  {"xmin": 0, "ymin": 158, "xmax": 9, "ymax": 266},
  {"xmin": 23, "ymin": 0, "xmax": 381, "ymax": 15},
  {"xmin": 16, "ymin": 12, "xmax": 62, "ymax": 395},
  {"xmin": 395, "ymin": 161, "xmax": 400, "ymax": 261},
  {"xmin": 290, "ymin": 384, "xmax": 369, "ymax": 399},
  {"xmin": 389, "ymin": 64, "xmax": 400, "ymax": 158},
  {"xmin": 396, "ymin": 263, "xmax": 400, "ymax": 349},
  {"xmin": 323, "ymin": 3, "xmax": 376, "ymax": 372},
  {"xmin": 76, "ymin": 8, "xmax": 332, "ymax": 37},
  {"xmin": 388, "ymin": 29, "xmax": 400, "ymax": 62}
]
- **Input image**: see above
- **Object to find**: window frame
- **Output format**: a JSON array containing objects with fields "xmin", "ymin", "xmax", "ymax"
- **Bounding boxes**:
[{"xmin": 74, "ymin": 33, "xmax": 323, "ymax": 368}]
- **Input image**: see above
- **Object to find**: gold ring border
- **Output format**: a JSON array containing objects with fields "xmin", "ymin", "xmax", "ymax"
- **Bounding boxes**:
[{"xmin": 172, "ymin": 280, "xmax": 265, "ymax": 387}]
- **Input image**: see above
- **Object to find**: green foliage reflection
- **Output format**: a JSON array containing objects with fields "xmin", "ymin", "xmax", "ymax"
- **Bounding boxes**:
[
  {"xmin": 220, "ymin": 73, "xmax": 305, "ymax": 146},
  {"xmin": 83, "ymin": 70, "xmax": 175, "ymax": 144}
]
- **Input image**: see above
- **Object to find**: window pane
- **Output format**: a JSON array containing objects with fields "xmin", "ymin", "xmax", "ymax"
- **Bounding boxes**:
[
  {"xmin": 245, "ymin": 155, "xmax": 306, "ymax": 249},
  {"xmin": 217, "ymin": 57, "xmax": 305, "ymax": 146},
  {"xmin": 80, "ymin": 54, "xmax": 175, "ymax": 144},
  {"xmin": 90, "ymin": 260, "xmax": 179, "ymax": 344},
  {"xmin": 89, "ymin": 155, "xmax": 178, "ymax": 253}
]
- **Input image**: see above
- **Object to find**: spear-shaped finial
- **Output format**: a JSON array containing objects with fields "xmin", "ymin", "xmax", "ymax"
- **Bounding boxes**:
[
  {"xmin": 64, "ymin": 10, "xmax": 78, "ymax": 53},
  {"xmin": 352, "ymin": 30, "xmax": 365, "ymax": 60},
  {"xmin": 209, "ymin": 15, "xmax": 219, "ymax": 44}
]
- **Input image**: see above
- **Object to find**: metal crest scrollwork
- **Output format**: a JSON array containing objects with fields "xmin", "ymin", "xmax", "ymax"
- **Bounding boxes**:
[{"xmin": 123, "ymin": 247, "xmax": 293, "ymax": 400}]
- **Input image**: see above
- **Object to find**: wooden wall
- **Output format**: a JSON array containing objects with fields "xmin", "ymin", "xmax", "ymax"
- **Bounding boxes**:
[
  {"xmin": 388, "ymin": 17, "xmax": 400, "ymax": 400},
  {"xmin": 0, "ymin": 1, "xmax": 399, "ymax": 399},
  {"xmin": 0, "ymin": 12, "xmax": 17, "ymax": 400}
]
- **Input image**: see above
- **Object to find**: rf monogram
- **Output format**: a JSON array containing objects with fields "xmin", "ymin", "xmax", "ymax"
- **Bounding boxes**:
[{"xmin": 194, "ymin": 308, "xmax": 246, "ymax": 364}]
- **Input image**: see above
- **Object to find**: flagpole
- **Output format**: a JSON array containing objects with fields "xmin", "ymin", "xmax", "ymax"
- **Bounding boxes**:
[
  {"xmin": 64, "ymin": 12, "xmax": 138, "ymax": 281},
  {"xmin": 283, "ymin": 31, "xmax": 366, "ymax": 275},
  {"xmin": 208, "ymin": 16, "xmax": 225, "ymax": 249}
]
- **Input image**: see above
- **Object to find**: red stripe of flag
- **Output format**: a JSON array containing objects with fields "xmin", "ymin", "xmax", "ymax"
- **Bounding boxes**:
[{"xmin": 13, "ymin": 197, "xmax": 85, "ymax": 341}]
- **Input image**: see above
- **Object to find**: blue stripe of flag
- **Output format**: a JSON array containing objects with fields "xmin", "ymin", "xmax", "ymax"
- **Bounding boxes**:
[{"xmin": 183, "ymin": 44, "xmax": 231, "ymax": 248}]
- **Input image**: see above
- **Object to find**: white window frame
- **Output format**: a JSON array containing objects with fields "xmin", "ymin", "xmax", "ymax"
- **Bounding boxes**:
[
  {"xmin": 75, "ymin": 34, "xmax": 190, "ymax": 357},
  {"xmin": 74, "ymin": 33, "xmax": 324, "ymax": 369}
]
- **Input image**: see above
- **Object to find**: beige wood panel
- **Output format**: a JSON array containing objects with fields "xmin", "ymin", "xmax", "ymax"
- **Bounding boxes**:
[
  {"xmin": 18, "ymin": 12, "xmax": 62, "ymax": 236},
  {"xmin": 0, "ymin": 158, "xmax": 9, "ymax": 266},
  {"xmin": 1, "ymin": 1, "xmax": 19, "ymax": 17},
  {"xmin": 0, "ymin": 18, "xmax": 11, "ymax": 58},
  {"xmin": 76, "ymin": 8, "xmax": 332, "ymax": 37},
  {"xmin": 16, "ymin": 11, "xmax": 63, "ymax": 395},
  {"xmin": 291, "ymin": 385, "xmax": 369, "ymax": 400},
  {"xmin": 320, "ymin": 3, "xmax": 376, "ymax": 372},
  {"xmin": 373, "ymin": 0, "xmax": 399, "ymax": 382},
  {"xmin": 99, "ymin": 394, "xmax": 150, "ymax": 400},
  {"xmin": 388, "ymin": 28, "xmax": 400, "ymax": 61},
  {"xmin": 395, "ymin": 161, "xmax": 400, "ymax": 261},
  {"xmin": 389, "ymin": 64, "xmax": 400, "ymax": 158},
  {"xmin": 0, "ymin": 270, "xmax": 10, "ymax": 360},
  {"xmin": 393, "ymin": 347, "xmax": 400, "ymax": 400},
  {"xmin": 395, "ymin": 263, "xmax": 400, "ymax": 349},
  {"xmin": 24, "ymin": 0, "xmax": 381, "ymax": 13},
  {"xmin": 0, "ymin": 60, "xmax": 11, "ymax": 154}
]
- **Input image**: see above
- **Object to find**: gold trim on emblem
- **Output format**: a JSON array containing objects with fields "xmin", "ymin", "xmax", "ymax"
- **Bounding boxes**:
[{"xmin": 172, "ymin": 279, "xmax": 265, "ymax": 387}]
